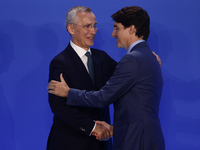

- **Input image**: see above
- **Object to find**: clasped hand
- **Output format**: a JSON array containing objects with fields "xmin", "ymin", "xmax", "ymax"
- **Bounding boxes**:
[{"xmin": 92, "ymin": 121, "xmax": 113, "ymax": 141}]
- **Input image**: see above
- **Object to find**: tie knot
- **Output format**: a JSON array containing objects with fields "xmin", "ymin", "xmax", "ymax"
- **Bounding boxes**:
[{"xmin": 85, "ymin": 51, "xmax": 91, "ymax": 57}]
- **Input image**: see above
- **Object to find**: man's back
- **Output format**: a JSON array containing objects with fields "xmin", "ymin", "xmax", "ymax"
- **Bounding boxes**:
[
  {"xmin": 66, "ymin": 42, "xmax": 164, "ymax": 150},
  {"xmin": 112, "ymin": 42, "xmax": 164, "ymax": 150}
]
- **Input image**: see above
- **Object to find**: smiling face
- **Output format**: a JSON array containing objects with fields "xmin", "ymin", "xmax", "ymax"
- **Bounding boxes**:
[
  {"xmin": 111, "ymin": 22, "xmax": 132, "ymax": 50},
  {"xmin": 68, "ymin": 12, "xmax": 97, "ymax": 51}
]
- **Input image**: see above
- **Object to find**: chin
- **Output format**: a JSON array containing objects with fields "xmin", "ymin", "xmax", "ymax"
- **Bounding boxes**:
[
  {"xmin": 117, "ymin": 45, "xmax": 123, "ymax": 48},
  {"xmin": 88, "ymin": 42, "xmax": 94, "ymax": 46}
]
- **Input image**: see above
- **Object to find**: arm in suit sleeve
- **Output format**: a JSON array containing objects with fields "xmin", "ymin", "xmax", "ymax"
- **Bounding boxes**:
[
  {"xmin": 66, "ymin": 54, "xmax": 138, "ymax": 108},
  {"xmin": 48, "ymin": 59, "xmax": 95, "ymax": 136}
]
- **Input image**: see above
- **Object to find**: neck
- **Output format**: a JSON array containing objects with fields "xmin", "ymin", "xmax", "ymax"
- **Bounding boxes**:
[
  {"xmin": 70, "ymin": 40, "xmax": 90, "ymax": 51},
  {"xmin": 126, "ymin": 37, "xmax": 144, "ymax": 50}
]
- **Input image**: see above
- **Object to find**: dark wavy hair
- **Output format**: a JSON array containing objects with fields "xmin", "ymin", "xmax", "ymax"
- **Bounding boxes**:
[{"xmin": 111, "ymin": 6, "xmax": 150, "ymax": 41}]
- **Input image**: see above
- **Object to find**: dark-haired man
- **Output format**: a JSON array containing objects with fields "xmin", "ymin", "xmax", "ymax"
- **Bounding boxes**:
[{"xmin": 48, "ymin": 6, "xmax": 165, "ymax": 150}]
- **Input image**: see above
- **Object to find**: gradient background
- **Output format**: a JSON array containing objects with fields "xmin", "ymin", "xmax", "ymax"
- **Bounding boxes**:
[{"xmin": 0, "ymin": 0, "xmax": 200, "ymax": 150}]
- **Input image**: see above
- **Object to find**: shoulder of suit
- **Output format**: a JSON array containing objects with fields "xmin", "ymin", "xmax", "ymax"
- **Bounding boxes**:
[
  {"xmin": 49, "ymin": 48, "xmax": 69, "ymax": 66},
  {"xmin": 91, "ymin": 48, "xmax": 108, "ymax": 55},
  {"xmin": 91, "ymin": 47, "xmax": 103, "ymax": 52}
]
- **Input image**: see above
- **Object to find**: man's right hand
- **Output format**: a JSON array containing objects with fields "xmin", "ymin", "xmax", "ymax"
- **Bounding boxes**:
[
  {"xmin": 92, "ymin": 123, "xmax": 110, "ymax": 141},
  {"xmin": 47, "ymin": 73, "xmax": 70, "ymax": 97},
  {"xmin": 95, "ymin": 121, "xmax": 113, "ymax": 137}
]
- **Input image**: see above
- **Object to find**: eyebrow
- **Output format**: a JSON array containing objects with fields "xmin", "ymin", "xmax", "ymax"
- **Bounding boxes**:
[{"xmin": 85, "ymin": 22, "xmax": 98, "ymax": 25}]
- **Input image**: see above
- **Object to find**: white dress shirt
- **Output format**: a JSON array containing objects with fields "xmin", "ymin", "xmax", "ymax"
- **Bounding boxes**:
[{"xmin": 70, "ymin": 40, "xmax": 91, "ymax": 73}]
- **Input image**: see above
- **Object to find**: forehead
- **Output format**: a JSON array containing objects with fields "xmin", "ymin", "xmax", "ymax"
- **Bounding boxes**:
[
  {"xmin": 114, "ymin": 22, "xmax": 123, "ymax": 28},
  {"xmin": 76, "ymin": 12, "xmax": 96, "ymax": 24}
]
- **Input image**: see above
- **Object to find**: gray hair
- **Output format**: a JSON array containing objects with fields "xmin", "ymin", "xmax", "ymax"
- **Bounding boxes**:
[{"xmin": 65, "ymin": 6, "xmax": 92, "ymax": 30}]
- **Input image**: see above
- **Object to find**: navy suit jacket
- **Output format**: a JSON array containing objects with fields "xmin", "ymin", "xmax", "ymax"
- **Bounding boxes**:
[
  {"xmin": 47, "ymin": 43, "xmax": 117, "ymax": 150},
  {"xmin": 67, "ymin": 42, "xmax": 165, "ymax": 150}
]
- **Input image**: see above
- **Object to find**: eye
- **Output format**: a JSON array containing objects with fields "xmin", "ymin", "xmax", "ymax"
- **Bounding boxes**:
[{"xmin": 84, "ymin": 24, "xmax": 91, "ymax": 29}]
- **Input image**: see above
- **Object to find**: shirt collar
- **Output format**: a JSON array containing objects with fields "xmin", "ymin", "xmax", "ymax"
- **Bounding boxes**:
[
  {"xmin": 127, "ymin": 40, "xmax": 145, "ymax": 53},
  {"xmin": 70, "ymin": 40, "xmax": 91, "ymax": 57}
]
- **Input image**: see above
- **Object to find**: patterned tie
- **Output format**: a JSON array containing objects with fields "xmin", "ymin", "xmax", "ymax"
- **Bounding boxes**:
[{"xmin": 85, "ymin": 52, "xmax": 95, "ymax": 85}]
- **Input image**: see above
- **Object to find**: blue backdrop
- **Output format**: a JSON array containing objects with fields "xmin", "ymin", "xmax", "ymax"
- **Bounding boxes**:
[{"xmin": 1, "ymin": 0, "xmax": 200, "ymax": 150}]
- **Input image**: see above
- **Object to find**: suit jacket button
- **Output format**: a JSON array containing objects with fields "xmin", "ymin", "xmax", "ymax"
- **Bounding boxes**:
[{"xmin": 80, "ymin": 127, "xmax": 85, "ymax": 131}]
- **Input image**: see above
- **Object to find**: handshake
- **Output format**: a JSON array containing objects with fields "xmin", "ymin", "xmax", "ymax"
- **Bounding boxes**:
[{"xmin": 92, "ymin": 121, "xmax": 113, "ymax": 141}]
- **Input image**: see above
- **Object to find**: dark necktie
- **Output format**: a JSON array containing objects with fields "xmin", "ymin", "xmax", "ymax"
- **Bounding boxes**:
[{"xmin": 85, "ymin": 52, "xmax": 95, "ymax": 85}]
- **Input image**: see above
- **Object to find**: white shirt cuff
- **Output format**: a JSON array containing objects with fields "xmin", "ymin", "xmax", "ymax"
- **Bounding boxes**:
[{"xmin": 89, "ymin": 122, "xmax": 96, "ymax": 136}]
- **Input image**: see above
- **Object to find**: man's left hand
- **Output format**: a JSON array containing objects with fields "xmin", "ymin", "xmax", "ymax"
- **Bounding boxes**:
[{"xmin": 152, "ymin": 51, "xmax": 162, "ymax": 66}]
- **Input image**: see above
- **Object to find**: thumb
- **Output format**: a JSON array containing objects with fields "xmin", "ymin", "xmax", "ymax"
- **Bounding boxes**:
[{"xmin": 60, "ymin": 73, "xmax": 66, "ymax": 83}]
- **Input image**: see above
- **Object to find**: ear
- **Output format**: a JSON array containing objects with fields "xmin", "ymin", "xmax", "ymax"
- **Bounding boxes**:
[
  {"xmin": 67, "ymin": 24, "xmax": 75, "ymax": 35},
  {"xmin": 129, "ymin": 25, "xmax": 136, "ymax": 35}
]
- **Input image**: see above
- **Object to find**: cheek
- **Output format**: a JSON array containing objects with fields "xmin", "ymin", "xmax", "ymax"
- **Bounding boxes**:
[{"xmin": 77, "ymin": 30, "xmax": 86, "ymax": 37}]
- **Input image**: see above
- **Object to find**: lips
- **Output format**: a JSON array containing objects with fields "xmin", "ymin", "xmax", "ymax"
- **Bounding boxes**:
[{"xmin": 87, "ymin": 36, "xmax": 95, "ymax": 41}]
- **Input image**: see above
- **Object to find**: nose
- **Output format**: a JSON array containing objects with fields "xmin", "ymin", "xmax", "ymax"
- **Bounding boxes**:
[
  {"xmin": 90, "ymin": 26, "xmax": 97, "ymax": 34},
  {"xmin": 112, "ymin": 29, "xmax": 115, "ymax": 37}
]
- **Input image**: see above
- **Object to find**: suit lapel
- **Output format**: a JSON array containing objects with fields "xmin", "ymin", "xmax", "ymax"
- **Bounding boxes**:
[
  {"xmin": 66, "ymin": 44, "xmax": 95, "ymax": 89},
  {"xmin": 91, "ymin": 49, "xmax": 102, "ymax": 90}
]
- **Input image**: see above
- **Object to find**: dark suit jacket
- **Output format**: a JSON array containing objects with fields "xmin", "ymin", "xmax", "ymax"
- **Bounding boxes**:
[
  {"xmin": 47, "ymin": 43, "xmax": 117, "ymax": 150},
  {"xmin": 67, "ymin": 42, "xmax": 165, "ymax": 150}
]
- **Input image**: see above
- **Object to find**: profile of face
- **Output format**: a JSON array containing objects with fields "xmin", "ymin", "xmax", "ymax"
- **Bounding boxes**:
[
  {"xmin": 68, "ymin": 12, "xmax": 97, "ymax": 50},
  {"xmin": 112, "ymin": 22, "xmax": 132, "ymax": 50}
]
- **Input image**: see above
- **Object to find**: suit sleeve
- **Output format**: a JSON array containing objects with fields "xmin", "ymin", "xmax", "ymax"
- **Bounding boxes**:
[
  {"xmin": 66, "ymin": 54, "xmax": 138, "ymax": 108},
  {"xmin": 48, "ymin": 59, "xmax": 95, "ymax": 136}
]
